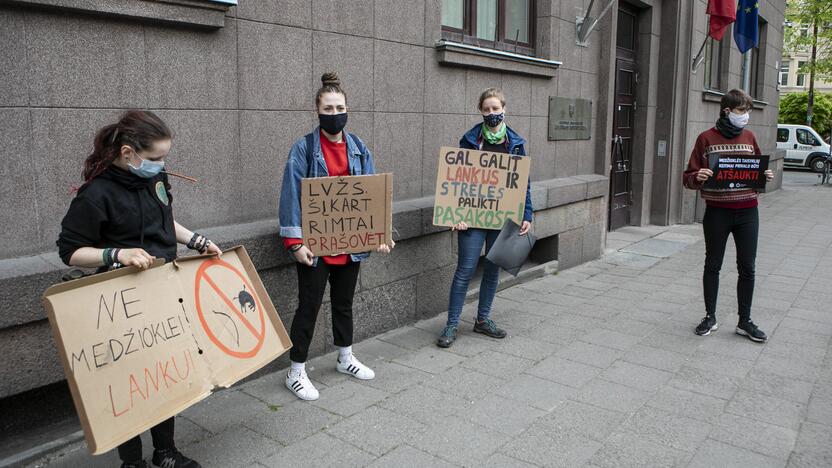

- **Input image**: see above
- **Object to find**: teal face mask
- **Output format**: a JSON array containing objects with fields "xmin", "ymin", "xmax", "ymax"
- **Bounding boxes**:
[{"xmin": 128, "ymin": 150, "xmax": 165, "ymax": 178}]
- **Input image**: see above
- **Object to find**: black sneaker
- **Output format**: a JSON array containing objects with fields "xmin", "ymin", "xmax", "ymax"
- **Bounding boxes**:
[
  {"xmin": 121, "ymin": 461, "xmax": 150, "ymax": 468},
  {"xmin": 437, "ymin": 325, "xmax": 457, "ymax": 348},
  {"xmin": 473, "ymin": 318, "xmax": 507, "ymax": 339},
  {"xmin": 694, "ymin": 315, "xmax": 718, "ymax": 336},
  {"xmin": 152, "ymin": 448, "xmax": 201, "ymax": 468},
  {"xmin": 736, "ymin": 320, "xmax": 767, "ymax": 342}
]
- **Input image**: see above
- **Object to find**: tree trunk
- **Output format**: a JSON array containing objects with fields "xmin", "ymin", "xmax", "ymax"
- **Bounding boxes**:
[{"xmin": 807, "ymin": 17, "xmax": 818, "ymax": 125}]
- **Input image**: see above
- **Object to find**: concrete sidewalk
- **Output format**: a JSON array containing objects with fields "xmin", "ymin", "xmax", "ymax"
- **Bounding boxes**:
[{"xmin": 28, "ymin": 183, "xmax": 832, "ymax": 468}]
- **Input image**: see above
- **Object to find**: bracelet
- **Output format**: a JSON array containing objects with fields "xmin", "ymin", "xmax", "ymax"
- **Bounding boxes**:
[
  {"xmin": 187, "ymin": 232, "xmax": 201, "ymax": 250},
  {"xmin": 102, "ymin": 248, "xmax": 111, "ymax": 266},
  {"xmin": 289, "ymin": 243, "xmax": 304, "ymax": 253},
  {"xmin": 199, "ymin": 239, "xmax": 213, "ymax": 254}
]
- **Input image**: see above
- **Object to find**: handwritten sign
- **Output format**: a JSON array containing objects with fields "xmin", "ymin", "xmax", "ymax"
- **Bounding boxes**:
[
  {"xmin": 301, "ymin": 174, "xmax": 393, "ymax": 257},
  {"xmin": 704, "ymin": 154, "xmax": 770, "ymax": 190},
  {"xmin": 42, "ymin": 246, "xmax": 290, "ymax": 455},
  {"xmin": 433, "ymin": 146, "xmax": 531, "ymax": 230}
]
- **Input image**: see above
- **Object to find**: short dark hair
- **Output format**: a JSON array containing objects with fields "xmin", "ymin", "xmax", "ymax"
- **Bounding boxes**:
[{"xmin": 720, "ymin": 89, "xmax": 753, "ymax": 111}]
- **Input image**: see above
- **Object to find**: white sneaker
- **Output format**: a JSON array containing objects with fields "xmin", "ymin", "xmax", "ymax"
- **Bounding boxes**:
[
  {"xmin": 336, "ymin": 354, "xmax": 375, "ymax": 380},
  {"xmin": 285, "ymin": 369, "xmax": 319, "ymax": 401}
]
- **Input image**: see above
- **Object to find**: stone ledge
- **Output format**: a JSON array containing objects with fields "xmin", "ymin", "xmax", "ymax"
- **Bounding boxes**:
[
  {"xmin": 0, "ymin": 174, "xmax": 607, "ymax": 329},
  {"xmin": 435, "ymin": 40, "xmax": 561, "ymax": 78},
  {"xmin": 3, "ymin": 0, "xmax": 231, "ymax": 29}
]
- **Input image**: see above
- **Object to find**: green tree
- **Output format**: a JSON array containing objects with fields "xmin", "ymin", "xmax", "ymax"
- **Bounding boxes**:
[
  {"xmin": 784, "ymin": 0, "xmax": 832, "ymax": 126},
  {"xmin": 779, "ymin": 92, "xmax": 832, "ymax": 138}
]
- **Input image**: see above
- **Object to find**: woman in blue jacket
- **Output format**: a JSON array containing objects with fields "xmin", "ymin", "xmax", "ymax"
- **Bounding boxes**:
[
  {"xmin": 278, "ymin": 72, "xmax": 394, "ymax": 401},
  {"xmin": 437, "ymin": 88, "xmax": 533, "ymax": 348}
]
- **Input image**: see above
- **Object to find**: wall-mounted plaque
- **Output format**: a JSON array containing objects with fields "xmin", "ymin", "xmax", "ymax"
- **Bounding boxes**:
[{"xmin": 547, "ymin": 97, "xmax": 592, "ymax": 140}]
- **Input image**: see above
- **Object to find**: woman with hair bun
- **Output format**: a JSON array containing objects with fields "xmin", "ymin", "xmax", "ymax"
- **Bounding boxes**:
[
  {"xmin": 278, "ymin": 72, "xmax": 394, "ymax": 401},
  {"xmin": 57, "ymin": 110, "xmax": 217, "ymax": 468}
]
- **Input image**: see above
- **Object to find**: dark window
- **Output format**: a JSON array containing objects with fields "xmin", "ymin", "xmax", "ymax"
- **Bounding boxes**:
[
  {"xmin": 704, "ymin": 36, "xmax": 727, "ymax": 91},
  {"xmin": 797, "ymin": 128, "xmax": 820, "ymax": 146},
  {"xmin": 777, "ymin": 128, "xmax": 790, "ymax": 143},
  {"xmin": 441, "ymin": 0, "xmax": 536, "ymax": 56},
  {"xmin": 748, "ymin": 18, "xmax": 767, "ymax": 99},
  {"xmin": 616, "ymin": 9, "xmax": 636, "ymax": 50},
  {"xmin": 796, "ymin": 60, "xmax": 807, "ymax": 87}
]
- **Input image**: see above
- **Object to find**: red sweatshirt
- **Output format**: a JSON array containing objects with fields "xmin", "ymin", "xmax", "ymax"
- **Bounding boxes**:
[
  {"xmin": 683, "ymin": 127, "xmax": 762, "ymax": 209},
  {"xmin": 284, "ymin": 131, "xmax": 349, "ymax": 265}
]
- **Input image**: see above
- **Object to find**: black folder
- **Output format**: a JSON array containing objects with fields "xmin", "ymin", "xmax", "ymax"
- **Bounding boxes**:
[{"xmin": 486, "ymin": 219, "xmax": 537, "ymax": 277}]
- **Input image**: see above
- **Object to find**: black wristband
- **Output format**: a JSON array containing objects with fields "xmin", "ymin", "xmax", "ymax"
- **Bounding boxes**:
[{"xmin": 187, "ymin": 232, "xmax": 201, "ymax": 250}]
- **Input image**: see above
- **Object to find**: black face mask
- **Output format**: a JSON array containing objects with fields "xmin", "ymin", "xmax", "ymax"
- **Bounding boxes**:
[{"xmin": 319, "ymin": 113, "xmax": 348, "ymax": 135}]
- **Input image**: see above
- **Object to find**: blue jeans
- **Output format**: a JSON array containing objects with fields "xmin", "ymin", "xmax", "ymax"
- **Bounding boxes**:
[{"xmin": 446, "ymin": 228, "xmax": 500, "ymax": 327}]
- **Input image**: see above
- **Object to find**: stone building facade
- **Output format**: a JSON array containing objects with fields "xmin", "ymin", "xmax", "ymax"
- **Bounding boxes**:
[{"xmin": 0, "ymin": 0, "xmax": 784, "ymax": 400}]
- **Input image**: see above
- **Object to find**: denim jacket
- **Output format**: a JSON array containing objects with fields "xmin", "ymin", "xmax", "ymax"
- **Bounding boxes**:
[
  {"xmin": 460, "ymin": 123, "xmax": 534, "ymax": 222},
  {"xmin": 278, "ymin": 127, "xmax": 376, "ymax": 264}
]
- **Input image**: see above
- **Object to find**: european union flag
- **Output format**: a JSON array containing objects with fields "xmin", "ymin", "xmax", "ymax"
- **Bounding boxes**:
[{"xmin": 734, "ymin": 0, "xmax": 759, "ymax": 53}]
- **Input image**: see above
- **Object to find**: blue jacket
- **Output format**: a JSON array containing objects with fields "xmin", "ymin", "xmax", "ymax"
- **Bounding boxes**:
[
  {"xmin": 278, "ymin": 128, "xmax": 376, "ymax": 264},
  {"xmin": 460, "ymin": 123, "xmax": 534, "ymax": 222}
]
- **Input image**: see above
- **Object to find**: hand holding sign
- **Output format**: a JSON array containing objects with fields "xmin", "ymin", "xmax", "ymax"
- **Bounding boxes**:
[
  {"xmin": 703, "ymin": 155, "xmax": 769, "ymax": 190},
  {"xmin": 696, "ymin": 168, "xmax": 714, "ymax": 182}
]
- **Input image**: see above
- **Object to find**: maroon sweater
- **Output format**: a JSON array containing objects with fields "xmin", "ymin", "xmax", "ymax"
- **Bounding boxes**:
[{"xmin": 683, "ymin": 127, "xmax": 762, "ymax": 209}]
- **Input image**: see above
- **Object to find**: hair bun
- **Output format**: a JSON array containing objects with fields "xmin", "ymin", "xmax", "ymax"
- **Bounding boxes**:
[{"xmin": 321, "ymin": 72, "xmax": 340, "ymax": 87}]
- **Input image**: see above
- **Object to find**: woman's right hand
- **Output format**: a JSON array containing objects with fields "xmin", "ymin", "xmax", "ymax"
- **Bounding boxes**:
[
  {"xmin": 696, "ymin": 168, "xmax": 713, "ymax": 182},
  {"xmin": 292, "ymin": 245, "xmax": 315, "ymax": 266},
  {"xmin": 451, "ymin": 222, "xmax": 469, "ymax": 231},
  {"xmin": 117, "ymin": 248, "xmax": 155, "ymax": 270}
]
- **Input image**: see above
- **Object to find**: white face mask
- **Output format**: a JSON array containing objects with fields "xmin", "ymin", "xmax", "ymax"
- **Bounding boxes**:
[{"xmin": 727, "ymin": 111, "xmax": 750, "ymax": 128}]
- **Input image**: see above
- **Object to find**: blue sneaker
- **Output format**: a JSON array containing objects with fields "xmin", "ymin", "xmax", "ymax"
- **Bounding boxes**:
[
  {"xmin": 437, "ymin": 325, "xmax": 457, "ymax": 348},
  {"xmin": 473, "ymin": 318, "xmax": 507, "ymax": 339}
]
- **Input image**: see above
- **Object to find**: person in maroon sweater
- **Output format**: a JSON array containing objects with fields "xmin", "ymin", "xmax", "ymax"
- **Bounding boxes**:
[
  {"xmin": 277, "ymin": 72, "xmax": 394, "ymax": 401},
  {"xmin": 683, "ymin": 89, "xmax": 774, "ymax": 342}
]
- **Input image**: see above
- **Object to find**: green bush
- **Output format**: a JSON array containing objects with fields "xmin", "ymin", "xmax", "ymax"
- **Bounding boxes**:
[{"xmin": 778, "ymin": 92, "xmax": 832, "ymax": 137}]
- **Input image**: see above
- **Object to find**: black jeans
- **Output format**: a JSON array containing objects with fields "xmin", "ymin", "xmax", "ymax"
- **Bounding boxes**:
[
  {"xmin": 117, "ymin": 417, "xmax": 175, "ymax": 462},
  {"xmin": 289, "ymin": 261, "xmax": 360, "ymax": 363},
  {"xmin": 702, "ymin": 205, "xmax": 759, "ymax": 322}
]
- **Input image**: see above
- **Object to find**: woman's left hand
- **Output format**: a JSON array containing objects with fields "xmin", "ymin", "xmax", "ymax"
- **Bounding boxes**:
[
  {"xmin": 376, "ymin": 240, "xmax": 395, "ymax": 254},
  {"xmin": 764, "ymin": 169, "xmax": 774, "ymax": 182},
  {"xmin": 206, "ymin": 242, "xmax": 223, "ymax": 257},
  {"xmin": 519, "ymin": 221, "xmax": 532, "ymax": 236}
]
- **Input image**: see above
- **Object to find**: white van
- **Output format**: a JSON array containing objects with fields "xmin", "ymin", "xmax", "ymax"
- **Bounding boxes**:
[{"xmin": 777, "ymin": 124, "xmax": 831, "ymax": 172}]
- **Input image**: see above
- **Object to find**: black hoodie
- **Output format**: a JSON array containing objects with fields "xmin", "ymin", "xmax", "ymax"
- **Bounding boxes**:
[{"xmin": 57, "ymin": 165, "xmax": 177, "ymax": 266}]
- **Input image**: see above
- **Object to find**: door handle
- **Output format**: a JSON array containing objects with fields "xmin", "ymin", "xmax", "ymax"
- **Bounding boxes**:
[{"xmin": 794, "ymin": 144, "xmax": 798, "ymax": 149}]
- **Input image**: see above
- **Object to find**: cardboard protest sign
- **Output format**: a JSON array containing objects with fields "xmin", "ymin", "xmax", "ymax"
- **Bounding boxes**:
[
  {"xmin": 43, "ymin": 246, "xmax": 290, "ymax": 455},
  {"xmin": 301, "ymin": 174, "xmax": 393, "ymax": 257},
  {"xmin": 433, "ymin": 146, "xmax": 531, "ymax": 230},
  {"xmin": 704, "ymin": 154, "xmax": 770, "ymax": 190}
]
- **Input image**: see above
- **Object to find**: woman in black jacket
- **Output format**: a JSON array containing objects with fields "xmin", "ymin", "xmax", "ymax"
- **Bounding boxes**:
[{"xmin": 57, "ymin": 110, "xmax": 219, "ymax": 468}]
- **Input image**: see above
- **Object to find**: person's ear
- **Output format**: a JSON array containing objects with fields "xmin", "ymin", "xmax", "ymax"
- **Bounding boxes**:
[{"xmin": 120, "ymin": 145, "xmax": 135, "ymax": 161}]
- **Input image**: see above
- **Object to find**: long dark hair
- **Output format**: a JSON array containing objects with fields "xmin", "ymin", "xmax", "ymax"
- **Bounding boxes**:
[{"xmin": 83, "ymin": 110, "xmax": 172, "ymax": 182}]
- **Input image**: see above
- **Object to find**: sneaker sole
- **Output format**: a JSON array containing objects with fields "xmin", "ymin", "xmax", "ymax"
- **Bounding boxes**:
[
  {"xmin": 735, "ymin": 327, "xmax": 767, "ymax": 342},
  {"xmin": 473, "ymin": 327, "xmax": 507, "ymax": 339},
  {"xmin": 436, "ymin": 340, "xmax": 453, "ymax": 348},
  {"xmin": 337, "ymin": 367, "xmax": 375, "ymax": 380},
  {"xmin": 695, "ymin": 323, "xmax": 718, "ymax": 336},
  {"xmin": 285, "ymin": 381, "xmax": 319, "ymax": 401}
]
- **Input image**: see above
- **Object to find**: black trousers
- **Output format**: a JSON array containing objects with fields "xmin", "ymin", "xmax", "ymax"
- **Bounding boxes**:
[
  {"xmin": 702, "ymin": 205, "xmax": 759, "ymax": 322},
  {"xmin": 117, "ymin": 417, "xmax": 175, "ymax": 462},
  {"xmin": 289, "ymin": 261, "xmax": 360, "ymax": 363}
]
